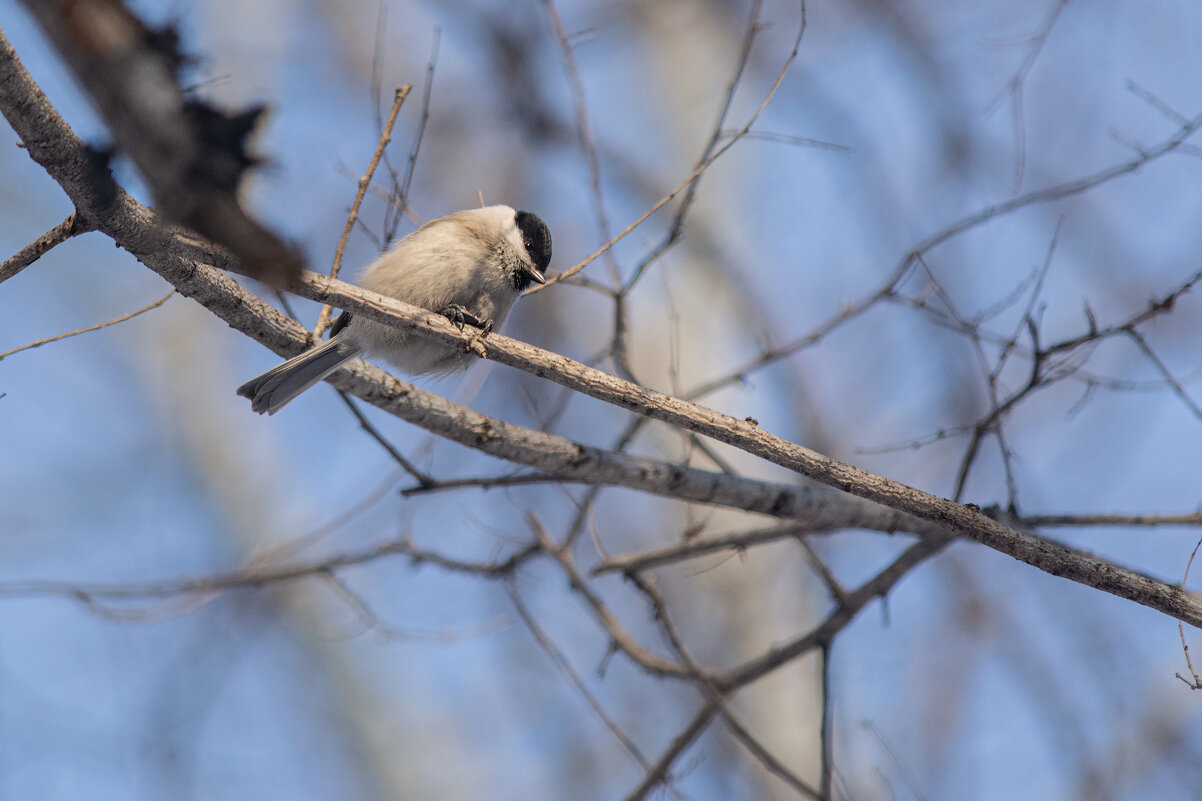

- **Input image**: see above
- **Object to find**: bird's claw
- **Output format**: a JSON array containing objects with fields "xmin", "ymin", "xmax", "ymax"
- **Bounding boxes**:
[{"xmin": 439, "ymin": 304, "xmax": 490, "ymax": 332}]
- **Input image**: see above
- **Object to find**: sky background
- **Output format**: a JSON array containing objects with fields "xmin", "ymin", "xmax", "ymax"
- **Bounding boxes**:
[{"xmin": 3, "ymin": 1, "xmax": 1202, "ymax": 799}]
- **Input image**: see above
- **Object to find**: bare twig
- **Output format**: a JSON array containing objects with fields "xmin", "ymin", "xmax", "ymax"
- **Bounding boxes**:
[
  {"xmin": 986, "ymin": 0, "xmax": 1071, "ymax": 190},
  {"xmin": 528, "ymin": 514, "xmax": 691, "ymax": 679},
  {"xmin": 621, "ymin": 0, "xmax": 767, "ymax": 293},
  {"xmin": 919, "ymin": 108, "xmax": 1202, "ymax": 253},
  {"xmin": 0, "ymin": 537, "xmax": 541, "ymax": 605},
  {"xmin": 536, "ymin": 0, "xmax": 806, "ymax": 290},
  {"xmin": 861, "ymin": 720, "xmax": 932, "ymax": 801},
  {"xmin": 0, "ymin": 212, "xmax": 90, "ymax": 284},
  {"xmin": 819, "ymin": 644, "xmax": 834, "ymax": 800},
  {"xmin": 716, "ymin": 535, "xmax": 954, "ymax": 692},
  {"xmin": 798, "ymin": 539, "xmax": 846, "ymax": 604},
  {"xmin": 685, "ymin": 259, "xmax": 914, "ymax": 401},
  {"xmin": 313, "ymin": 84, "xmax": 412, "ymax": 340},
  {"xmin": 593, "ymin": 521, "xmax": 834, "ymax": 576},
  {"xmin": 1177, "ymin": 537, "xmax": 1202, "ymax": 689},
  {"xmin": 0, "ymin": 290, "xmax": 174, "ymax": 362},
  {"xmin": 720, "ymin": 129, "xmax": 847, "ymax": 150},
  {"xmin": 393, "ymin": 29, "xmax": 440, "ymax": 244},
  {"xmin": 1127, "ymin": 79, "xmax": 1191, "ymax": 127},
  {"xmin": 247, "ymin": 472, "xmax": 400, "ymax": 566},
  {"xmin": 399, "ymin": 471, "xmax": 573, "ymax": 496},
  {"xmin": 624, "ymin": 701, "xmax": 719, "ymax": 801},
  {"xmin": 336, "ymin": 391, "xmax": 433, "ymax": 486},
  {"xmin": 506, "ymin": 580, "xmax": 659, "ymax": 775},
  {"xmin": 1124, "ymin": 328, "xmax": 1202, "ymax": 421},
  {"xmin": 627, "ymin": 572, "xmax": 822, "ymax": 800},
  {"xmin": 541, "ymin": 0, "xmax": 619, "ymax": 284},
  {"xmin": 719, "ymin": 706, "xmax": 823, "ymax": 800}
]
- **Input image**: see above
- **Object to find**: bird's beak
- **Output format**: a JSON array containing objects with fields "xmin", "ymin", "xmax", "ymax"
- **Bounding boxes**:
[{"xmin": 526, "ymin": 265, "xmax": 546, "ymax": 285}]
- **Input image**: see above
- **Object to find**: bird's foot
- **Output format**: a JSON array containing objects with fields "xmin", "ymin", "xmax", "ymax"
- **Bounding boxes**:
[{"xmin": 439, "ymin": 304, "xmax": 490, "ymax": 332}]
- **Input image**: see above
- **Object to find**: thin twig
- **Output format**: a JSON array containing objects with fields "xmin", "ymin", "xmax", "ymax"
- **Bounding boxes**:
[
  {"xmin": 628, "ymin": 572, "xmax": 822, "ymax": 800},
  {"xmin": 506, "ymin": 580, "xmax": 660, "ymax": 775},
  {"xmin": 624, "ymin": 701, "xmax": 719, "ymax": 801},
  {"xmin": 716, "ymin": 536, "xmax": 953, "ymax": 692},
  {"xmin": 991, "ymin": 224, "xmax": 1062, "ymax": 507},
  {"xmin": 536, "ymin": 0, "xmax": 805, "ymax": 291},
  {"xmin": 721, "ymin": 129, "xmax": 848, "ymax": 150},
  {"xmin": 399, "ymin": 471, "xmax": 575, "ymax": 496},
  {"xmin": 336, "ymin": 391, "xmax": 433, "ymax": 486},
  {"xmin": 593, "ymin": 521, "xmax": 833, "ymax": 576},
  {"xmin": 542, "ymin": 0, "xmax": 619, "ymax": 284},
  {"xmin": 324, "ymin": 571, "xmax": 508, "ymax": 643},
  {"xmin": 385, "ymin": 28, "xmax": 440, "ymax": 246},
  {"xmin": 1127, "ymin": 79, "xmax": 1191, "ymax": 127},
  {"xmin": 685, "ymin": 258, "xmax": 913, "ymax": 401},
  {"xmin": 798, "ymin": 538, "xmax": 846, "ymax": 604},
  {"xmin": 369, "ymin": 4, "xmax": 389, "ymax": 131},
  {"xmin": 247, "ymin": 472, "xmax": 401, "ymax": 566},
  {"xmin": 870, "ymin": 264, "xmax": 1202, "ymax": 457},
  {"xmin": 0, "ymin": 538, "xmax": 542, "ymax": 605},
  {"xmin": 819, "ymin": 644, "xmax": 834, "ymax": 800},
  {"xmin": 719, "ymin": 707, "xmax": 823, "ymax": 800},
  {"xmin": 985, "ymin": 0, "xmax": 1071, "ymax": 191},
  {"xmin": 621, "ymin": 0, "xmax": 767, "ymax": 294},
  {"xmin": 563, "ymin": 413, "xmax": 650, "ymax": 551},
  {"xmin": 313, "ymin": 84, "xmax": 412, "ymax": 340},
  {"xmin": 0, "ymin": 290, "xmax": 174, "ymax": 361},
  {"xmin": 1124, "ymin": 327, "xmax": 1202, "ymax": 421},
  {"xmin": 527, "ymin": 513, "xmax": 690, "ymax": 679},
  {"xmin": 861, "ymin": 720, "xmax": 932, "ymax": 801},
  {"xmin": 1177, "ymin": 536, "xmax": 1202, "ymax": 689},
  {"xmin": 0, "ymin": 212, "xmax": 90, "ymax": 284}
]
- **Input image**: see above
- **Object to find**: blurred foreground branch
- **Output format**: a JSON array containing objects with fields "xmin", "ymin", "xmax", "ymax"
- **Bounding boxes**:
[{"xmin": 15, "ymin": 0, "xmax": 302, "ymax": 284}]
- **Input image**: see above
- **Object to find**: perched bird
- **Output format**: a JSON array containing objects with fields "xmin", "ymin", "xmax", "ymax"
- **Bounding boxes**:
[{"xmin": 237, "ymin": 205, "xmax": 551, "ymax": 414}]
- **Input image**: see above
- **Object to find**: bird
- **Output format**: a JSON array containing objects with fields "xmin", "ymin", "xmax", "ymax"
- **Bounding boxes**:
[{"xmin": 237, "ymin": 205, "xmax": 551, "ymax": 414}]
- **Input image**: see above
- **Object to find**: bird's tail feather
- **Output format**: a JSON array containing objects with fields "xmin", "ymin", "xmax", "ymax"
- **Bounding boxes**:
[{"xmin": 237, "ymin": 335, "xmax": 362, "ymax": 415}]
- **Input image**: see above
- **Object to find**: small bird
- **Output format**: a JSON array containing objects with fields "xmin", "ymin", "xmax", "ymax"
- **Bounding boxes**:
[{"xmin": 237, "ymin": 205, "xmax": 551, "ymax": 414}]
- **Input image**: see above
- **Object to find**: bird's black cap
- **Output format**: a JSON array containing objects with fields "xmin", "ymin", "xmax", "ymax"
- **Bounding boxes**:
[{"xmin": 515, "ymin": 210, "xmax": 553, "ymax": 273}]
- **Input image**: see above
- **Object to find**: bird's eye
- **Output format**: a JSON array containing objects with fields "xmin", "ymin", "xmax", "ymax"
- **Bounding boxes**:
[{"xmin": 525, "ymin": 239, "xmax": 533, "ymax": 251}]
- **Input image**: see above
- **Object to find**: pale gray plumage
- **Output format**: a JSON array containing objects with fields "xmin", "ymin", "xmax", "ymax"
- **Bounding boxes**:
[{"xmin": 238, "ymin": 205, "xmax": 551, "ymax": 414}]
